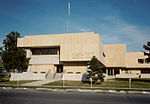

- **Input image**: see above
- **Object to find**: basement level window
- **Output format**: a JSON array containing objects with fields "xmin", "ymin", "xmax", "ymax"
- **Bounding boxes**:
[
  {"xmin": 76, "ymin": 72, "xmax": 81, "ymax": 74},
  {"xmin": 141, "ymin": 69, "xmax": 150, "ymax": 73},
  {"xmin": 67, "ymin": 72, "xmax": 73, "ymax": 74}
]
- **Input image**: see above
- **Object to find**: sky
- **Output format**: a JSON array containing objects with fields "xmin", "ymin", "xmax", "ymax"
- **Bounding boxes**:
[{"xmin": 0, "ymin": 0, "xmax": 150, "ymax": 52}]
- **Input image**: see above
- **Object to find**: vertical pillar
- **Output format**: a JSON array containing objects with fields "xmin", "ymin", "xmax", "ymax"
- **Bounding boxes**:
[
  {"xmin": 119, "ymin": 69, "xmax": 122, "ymax": 74},
  {"xmin": 130, "ymin": 69, "xmax": 132, "ymax": 74},
  {"xmin": 54, "ymin": 65, "xmax": 57, "ymax": 73},
  {"xmin": 57, "ymin": 48, "xmax": 60, "ymax": 62},
  {"xmin": 112, "ymin": 69, "xmax": 115, "ymax": 76},
  {"xmin": 106, "ymin": 69, "xmax": 108, "ymax": 75}
]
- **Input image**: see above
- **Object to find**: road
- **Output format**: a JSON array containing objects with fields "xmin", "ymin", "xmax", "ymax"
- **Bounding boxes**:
[{"xmin": 0, "ymin": 89, "xmax": 150, "ymax": 104}]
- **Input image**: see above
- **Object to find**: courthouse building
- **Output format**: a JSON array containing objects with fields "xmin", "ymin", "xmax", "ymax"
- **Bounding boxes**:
[{"xmin": 10, "ymin": 32, "xmax": 150, "ymax": 81}]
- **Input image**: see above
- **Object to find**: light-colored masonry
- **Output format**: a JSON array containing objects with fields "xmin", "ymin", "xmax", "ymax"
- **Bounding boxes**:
[{"xmin": 10, "ymin": 32, "xmax": 150, "ymax": 81}]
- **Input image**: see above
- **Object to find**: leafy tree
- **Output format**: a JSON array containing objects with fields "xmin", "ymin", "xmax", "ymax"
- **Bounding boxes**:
[
  {"xmin": 87, "ymin": 56, "xmax": 105, "ymax": 83},
  {"xmin": 0, "ymin": 60, "xmax": 5, "ymax": 71},
  {"xmin": 0, "ymin": 49, "xmax": 4, "ymax": 72},
  {"xmin": 143, "ymin": 41, "xmax": 150, "ymax": 63},
  {"xmin": 0, "ymin": 31, "xmax": 29, "ymax": 72}
]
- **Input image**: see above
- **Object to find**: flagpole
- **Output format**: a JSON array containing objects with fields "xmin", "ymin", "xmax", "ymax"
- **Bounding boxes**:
[{"xmin": 67, "ymin": 0, "xmax": 71, "ymax": 33}]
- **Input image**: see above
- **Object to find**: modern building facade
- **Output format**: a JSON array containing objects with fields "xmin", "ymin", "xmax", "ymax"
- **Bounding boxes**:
[
  {"xmin": 10, "ymin": 32, "xmax": 150, "ymax": 81},
  {"xmin": 104, "ymin": 44, "xmax": 150, "ymax": 78}
]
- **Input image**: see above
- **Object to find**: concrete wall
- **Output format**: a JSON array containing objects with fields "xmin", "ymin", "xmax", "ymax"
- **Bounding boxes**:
[
  {"xmin": 29, "ymin": 55, "xmax": 59, "ymax": 64},
  {"xmin": 116, "ymin": 74, "xmax": 139, "ymax": 78},
  {"xmin": 104, "ymin": 44, "xmax": 126, "ymax": 67},
  {"xmin": 63, "ymin": 62, "xmax": 87, "ymax": 73},
  {"xmin": 10, "ymin": 72, "xmax": 46, "ymax": 81},
  {"xmin": 141, "ymin": 74, "xmax": 150, "ymax": 78},
  {"xmin": 121, "ymin": 69, "xmax": 140, "ymax": 74},
  {"xmin": 63, "ymin": 73, "xmax": 88, "ymax": 81},
  {"xmin": 31, "ymin": 64, "xmax": 55, "ymax": 73},
  {"xmin": 97, "ymin": 34, "xmax": 106, "ymax": 65},
  {"xmin": 116, "ymin": 73, "xmax": 150, "ymax": 78}
]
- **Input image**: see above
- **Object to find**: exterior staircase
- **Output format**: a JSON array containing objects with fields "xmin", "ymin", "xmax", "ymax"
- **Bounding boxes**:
[
  {"xmin": 54, "ymin": 73, "xmax": 63, "ymax": 79},
  {"xmin": 45, "ymin": 71, "xmax": 62, "ymax": 80}
]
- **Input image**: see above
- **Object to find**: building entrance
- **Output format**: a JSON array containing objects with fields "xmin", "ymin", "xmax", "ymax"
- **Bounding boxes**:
[
  {"xmin": 56, "ymin": 65, "xmax": 63, "ymax": 73},
  {"xmin": 108, "ymin": 69, "xmax": 120, "ymax": 75}
]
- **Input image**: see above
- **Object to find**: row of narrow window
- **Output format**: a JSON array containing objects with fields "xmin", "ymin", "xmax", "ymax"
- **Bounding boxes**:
[
  {"xmin": 32, "ymin": 48, "xmax": 58, "ymax": 55},
  {"xmin": 141, "ymin": 69, "xmax": 150, "ymax": 73},
  {"xmin": 138, "ymin": 59, "xmax": 150, "ymax": 64}
]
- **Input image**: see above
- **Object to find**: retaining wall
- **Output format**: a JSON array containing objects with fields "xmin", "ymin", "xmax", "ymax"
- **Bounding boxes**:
[{"xmin": 10, "ymin": 72, "xmax": 46, "ymax": 81}]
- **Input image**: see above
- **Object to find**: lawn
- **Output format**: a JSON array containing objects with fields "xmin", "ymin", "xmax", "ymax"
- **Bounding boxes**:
[
  {"xmin": 44, "ymin": 80, "xmax": 91, "ymax": 87},
  {"xmin": 0, "ymin": 80, "xmax": 38, "ymax": 85},
  {"xmin": 43, "ymin": 79, "xmax": 150, "ymax": 88}
]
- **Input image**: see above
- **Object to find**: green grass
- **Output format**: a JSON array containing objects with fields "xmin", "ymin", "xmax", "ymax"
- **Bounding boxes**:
[
  {"xmin": 99, "ymin": 79, "xmax": 129, "ymax": 88},
  {"xmin": 43, "ymin": 79, "xmax": 150, "ymax": 88},
  {"xmin": 0, "ymin": 79, "xmax": 150, "ymax": 91},
  {"xmin": 0, "ymin": 80, "xmax": 38, "ymax": 85},
  {"xmin": 129, "ymin": 81, "xmax": 150, "ymax": 88},
  {"xmin": 44, "ymin": 80, "xmax": 91, "ymax": 87}
]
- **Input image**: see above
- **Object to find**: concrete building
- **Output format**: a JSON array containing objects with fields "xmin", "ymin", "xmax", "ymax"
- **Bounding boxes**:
[
  {"xmin": 104, "ymin": 45, "xmax": 150, "ymax": 79},
  {"xmin": 10, "ymin": 32, "xmax": 150, "ymax": 81}
]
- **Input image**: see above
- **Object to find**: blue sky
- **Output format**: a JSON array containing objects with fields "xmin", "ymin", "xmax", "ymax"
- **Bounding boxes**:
[{"xmin": 0, "ymin": 0, "xmax": 150, "ymax": 52}]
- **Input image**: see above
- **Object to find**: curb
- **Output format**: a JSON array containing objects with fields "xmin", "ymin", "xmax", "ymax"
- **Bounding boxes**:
[{"xmin": 1, "ymin": 86, "xmax": 150, "ymax": 94}]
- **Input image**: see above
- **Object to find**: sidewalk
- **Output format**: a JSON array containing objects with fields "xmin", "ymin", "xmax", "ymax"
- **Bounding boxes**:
[{"xmin": 22, "ymin": 79, "xmax": 61, "ymax": 86}]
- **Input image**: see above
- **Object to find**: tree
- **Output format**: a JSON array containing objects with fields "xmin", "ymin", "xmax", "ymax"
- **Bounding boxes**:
[
  {"xmin": 0, "ymin": 31, "xmax": 29, "ymax": 72},
  {"xmin": 87, "ymin": 56, "xmax": 105, "ymax": 83},
  {"xmin": 0, "ymin": 60, "xmax": 5, "ymax": 71},
  {"xmin": 143, "ymin": 41, "xmax": 150, "ymax": 63}
]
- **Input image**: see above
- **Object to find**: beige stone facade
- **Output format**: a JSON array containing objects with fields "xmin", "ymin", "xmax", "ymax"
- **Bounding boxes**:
[
  {"xmin": 104, "ymin": 44, "xmax": 126, "ymax": 67},
  {"xmin": 104, "ymin": 44, "xmax": 150, "ymax": 79},
  {"xmin": 13, "ymin": 32, "xmax": 150, "ymax": 81}
]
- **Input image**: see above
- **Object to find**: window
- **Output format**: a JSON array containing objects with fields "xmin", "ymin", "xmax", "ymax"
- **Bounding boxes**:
[
  {"xmin": 141, "ymin": 69, "xmax": 150, "ymax": 74},
  {"xmin": 145, "ymin": 58, "xmax": 150, "ymax": 63},
  {"xmin": 32, "ymin": 48, "xmax": 58, "ymax": 55},
  {"xmin": 138, "ymin": 59, "xmax": 144, "ymax": 64},
  {"xmin": 103, "ymin": 52, "xmax": 105, "ymax": 57},
  {"xmin": 138, "ymin": 58, "xmax": 150, "ymax": 64},
  {"xmin": 67, "ymin": 72, "xmax": 73, "ymax": 74},
  {"xmin": 76, "ymin": 72, "xmax": 81, "ymax": 74},
  {"xmin": 41, "ymin": 49, "xmax": 49, "ymax": 55},
  {"xmin": 50, "ymin": 48, "xmax": 57, "ymax": 55},
  {"xmin": 125, "ymin": 69, "xmax": 128, "ymax": 74},
  {"xmin": 40, "ymin": 72, "xmax": 46, "ymax": 73},
  {"xmin": 33, "ymin": 49, "xmax": 40, "ymax": 55}
]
